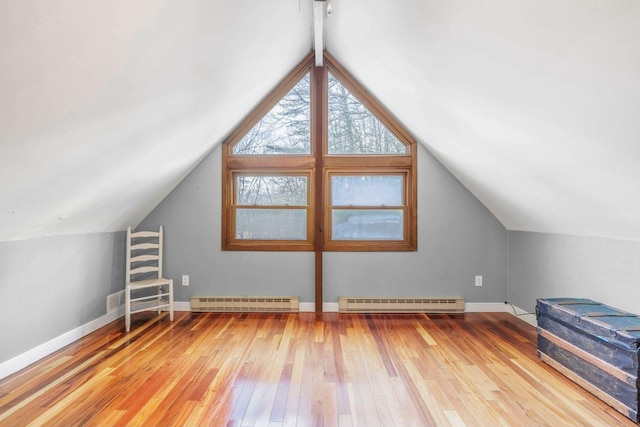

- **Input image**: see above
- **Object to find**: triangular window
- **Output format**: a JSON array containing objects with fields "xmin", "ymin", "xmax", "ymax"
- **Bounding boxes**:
[
  {"xmin": 222, "ymin": 53, "xmax": 416, "ymax": 252},
  {"xmin": 233, "ymin": 73, "xmax": 311, "ymax": 155},
  {"xmin": 327, "ymin": 73, "xmax": 406, "ymax": 155}
]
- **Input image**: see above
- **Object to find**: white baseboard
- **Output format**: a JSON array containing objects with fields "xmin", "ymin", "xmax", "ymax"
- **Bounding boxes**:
[
  {"xmin": 0, "ymin": 300, "xmax": 536, "ymax": 380},
  {"xmin": 174, "ymin": 301, "xmax": 191, "ymax": 311},
  {"xmin": 503, "ymin": 304, "xmax": 538, "ymax": 327},
  {"xmin": 299, "ymin": 302, "xmax": 314, "ymax": 312},
  {"xmin": 464, "ymin": 302, "xmax": 510, "ymax": 312},
  {"xmin": 322, "ymin": 302, "xmax": 339, "ymax": 312},
  {"xmin": 0, "ymin": 306, "xmax": 125, "ymax": 380},
  {"xmin": 465, "ymin": 302, "xmax": 537, "ymax": 326}
]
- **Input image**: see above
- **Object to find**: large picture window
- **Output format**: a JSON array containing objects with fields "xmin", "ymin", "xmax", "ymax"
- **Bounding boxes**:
[{"xmin": 222, "ymin": 52, "xmax": 416, "ymax": 251}]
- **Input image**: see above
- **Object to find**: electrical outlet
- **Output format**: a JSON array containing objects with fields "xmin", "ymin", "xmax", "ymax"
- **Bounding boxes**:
[
  {"xmin": 475, "ymin": 275, "xmax": 483, "ymax": 287},
  {"xmin": 182, "ymin": 275, "xmax": 189, "ymax": 286}
]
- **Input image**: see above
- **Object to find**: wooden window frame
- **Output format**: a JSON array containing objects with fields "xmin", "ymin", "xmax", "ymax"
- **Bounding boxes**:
[
  {"xmin": 222, "ymin": 52, "xmax": 417, "ymax": 252},
  {"xmin": 323, "ymin": 170, "xmax": 414, "ymax": 252},
  {"xmin": 228, "ymin": 170, "xmax": 315, "ymax": 251}
]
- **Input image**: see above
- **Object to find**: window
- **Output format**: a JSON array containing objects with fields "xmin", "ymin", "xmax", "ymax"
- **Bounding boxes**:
[
  {"xmin": 234, "ymin": 174, "xmax": 310, "ymax": 241},
  {"xmin": 222, "ymin": 52, "xmax": 416, "ymax": 251},
  {"xmin": 329, "ymin": 174, "xmax": 405, "ymax": 241},
  {"xmin": 232, "ymin": 73, "xmax": 311, "ymax": 156},
  {"xmin": 327, "ymin": 73, "xmax": 406, "ymax": 155}
]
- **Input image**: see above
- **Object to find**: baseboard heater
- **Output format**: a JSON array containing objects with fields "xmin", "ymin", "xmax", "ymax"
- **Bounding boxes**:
[
  {"xmin": 338, "ymin": 297, "xmax": 465, "ymax": 313},
  {"xmin": 190, "ymin": 296, "xmax": 299, "ymax": 313}
]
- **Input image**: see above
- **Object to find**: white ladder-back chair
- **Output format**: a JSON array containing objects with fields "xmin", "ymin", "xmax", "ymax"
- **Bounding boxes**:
[{"xmin": 125, "ymin": 226, "xmax": 174, "ymax": 332}]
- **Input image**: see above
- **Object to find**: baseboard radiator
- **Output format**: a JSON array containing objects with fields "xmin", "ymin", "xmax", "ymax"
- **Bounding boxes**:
[
  {"xmin": 190, "ymin": 296, "xmax": 299, "ymax": 313},
  {"xmin": 338, "ymin": 297, "xmax": 465, "ymax": 313}
]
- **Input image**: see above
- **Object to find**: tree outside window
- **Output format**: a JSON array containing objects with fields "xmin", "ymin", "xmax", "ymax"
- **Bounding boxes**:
[{"xmin": 222, "ymin": 52, "xmax": 416, "ymax": 251}]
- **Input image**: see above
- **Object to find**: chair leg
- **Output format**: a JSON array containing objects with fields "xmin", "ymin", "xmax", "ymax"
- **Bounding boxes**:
[
  {"xmin": 169, "ymin": 279, "xmax": 174, "ymax": 321},
  {"xmin": 157, "ymin": 286, "xmax": 162, "ymax": 315},
  {"xmin": 125, "ymin": 286, "xmax": 131, "ymax": 333}
]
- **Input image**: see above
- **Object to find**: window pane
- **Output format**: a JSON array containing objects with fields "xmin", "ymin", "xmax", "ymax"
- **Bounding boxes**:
[
  {"xmin": 236, "ymin": 209, "xmax": 307, "ymax": 240},
  {"xmin": 332, "ymin": 209, "xmax": 403, "ymax": 240},
  {"xmin": 332, "ymin": 175, "xmax": 403, "ymax": 206},
  {"xmin": 236, "ymin": 176, "xmax": 307, "ymax": 206},
  {"xmin": 233, "ymin": 73, "xmax": 311, "ymax": 155},
  {"xmin": 328, "ymin": 73, "xmax": 406, "ymax": 155}
]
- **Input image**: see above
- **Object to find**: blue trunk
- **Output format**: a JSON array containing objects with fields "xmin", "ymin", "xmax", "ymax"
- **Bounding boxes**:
[{"xmin": 537, "ymin": 298, "xmax": 640, "ymax": 423}]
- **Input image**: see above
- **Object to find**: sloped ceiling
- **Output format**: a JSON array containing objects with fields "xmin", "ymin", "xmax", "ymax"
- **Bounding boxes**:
[
  {"xmin": 0, "ymin": 0, "xmax": 312, "ymax": 241},
  {"xmin": 2, "ymin": 0, "xmax": 639, "ymax": 242},
  {"xmin": 325, "ymin": 0, "xmax": 640, "ymax": 240}
]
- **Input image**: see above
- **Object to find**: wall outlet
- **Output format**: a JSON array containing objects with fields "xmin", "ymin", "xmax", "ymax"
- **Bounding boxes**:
[
  {"xmin": 475, "ymin": 275, "xmax": 483, "ymax": 287},
  {"xmin": 182, "ymin": 275, "xmax": 189, "ymax": 286}
]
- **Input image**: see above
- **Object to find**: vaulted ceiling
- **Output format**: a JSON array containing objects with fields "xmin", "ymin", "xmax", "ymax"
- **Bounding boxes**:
[{"xmin": 2, "ymin": 0, "xmax": 639, "ymax": 242}]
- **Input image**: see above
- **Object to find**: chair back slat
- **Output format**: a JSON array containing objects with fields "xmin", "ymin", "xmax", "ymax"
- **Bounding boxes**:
[
  {"xmin": 130, "ymin": 231, "xmax": 160, "ymax": 238},
  {"xmin": 131, "ymin": 266, "xmax": 160, "ymax": 275},
  {"xmin": 126, "ymin": 226, "xmax": 165, "ymax": 284},
  {"xmin": 130, "ymin": 255, "xmax": 159, "ymax": 263},
  {"xmin": 131, "ymin": 243, "xmax": 160, "ymax": 250}
]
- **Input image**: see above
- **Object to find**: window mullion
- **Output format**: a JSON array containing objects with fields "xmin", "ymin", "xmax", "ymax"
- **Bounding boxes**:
[{"xmin": 312, "ymin": 64, "xmax": 326, "ymax": 313}]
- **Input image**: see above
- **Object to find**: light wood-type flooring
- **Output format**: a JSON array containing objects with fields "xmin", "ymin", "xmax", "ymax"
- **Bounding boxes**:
[{"xmin": 0, "ymin": 311, "xmax": 636, "ymax": 426}]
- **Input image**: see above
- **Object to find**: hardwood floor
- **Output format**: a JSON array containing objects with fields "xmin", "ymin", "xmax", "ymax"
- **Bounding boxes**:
[{"xmin": 0, "ymin": 311, "xmax": 635, "ymax": 426}]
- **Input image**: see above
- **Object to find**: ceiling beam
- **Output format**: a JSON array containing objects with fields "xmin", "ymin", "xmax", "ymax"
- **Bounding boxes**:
[{"xmin": 313, "ymin": 0, "xmax": 325, "ymax": 66}]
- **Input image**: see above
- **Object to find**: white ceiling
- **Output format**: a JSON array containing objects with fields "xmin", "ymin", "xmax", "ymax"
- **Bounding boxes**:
[{"xmin": 2, "ymin": 0, "xmax": 639, "ymax": 241}]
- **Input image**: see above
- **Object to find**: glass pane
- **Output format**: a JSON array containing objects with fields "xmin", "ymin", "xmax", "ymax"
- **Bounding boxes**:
[
  {"xmin": 332, "ymin": 209, "xmax": 403, "ymax": 240},
  {"xmin": 328, "ymin": 73, "xmax": 407, "ymax": 155},
  {"xmin": 332, "ymin": 175, "xmax": 403, "ymax": 206},
  {"xmin": 236, "ymin": 209, "xmax": 307, "ymax": 240},
  {"xmin": 236, "ymin": 176, "xmax": 307, "ymax": 206},
  {"xmin": 233, "ymin": 73, "xmax": 311, "ymax": 155}
]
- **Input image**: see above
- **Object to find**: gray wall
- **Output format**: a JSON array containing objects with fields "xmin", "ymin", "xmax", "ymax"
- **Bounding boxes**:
[
  {"xmin": 7, "ymin": 148, "xmax": 640, "ymax": 371},
  {"xmin": 140, "ymin": 143, "xmax": 509, "ymax": 304},
  {"xmin": 0, "ymin": 232, "xmax": 125, "ymax": 363},
  {"xmin": 508, "ymin": 231, "xmax": 640, "ymax": 314},
  {"xmin": 139, "ymin": 145, "xmax": 315, "ymax": 302}
]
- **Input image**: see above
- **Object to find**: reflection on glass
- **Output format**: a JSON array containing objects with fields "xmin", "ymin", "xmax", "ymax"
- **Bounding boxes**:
[
  {"xmin": 237, "ymin": 176, "xmax": 307, "ymax": 206},
  {"xmin": 332, "ymin": 209, "xmax": 403, "ymax": 240},
  {"xmin": 332, "ymin": 175, "xmax": 403, "ymax": 206},
  {"xmin": 236, "ymin": 209, "xmax": 307, "ymax": 240}
]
